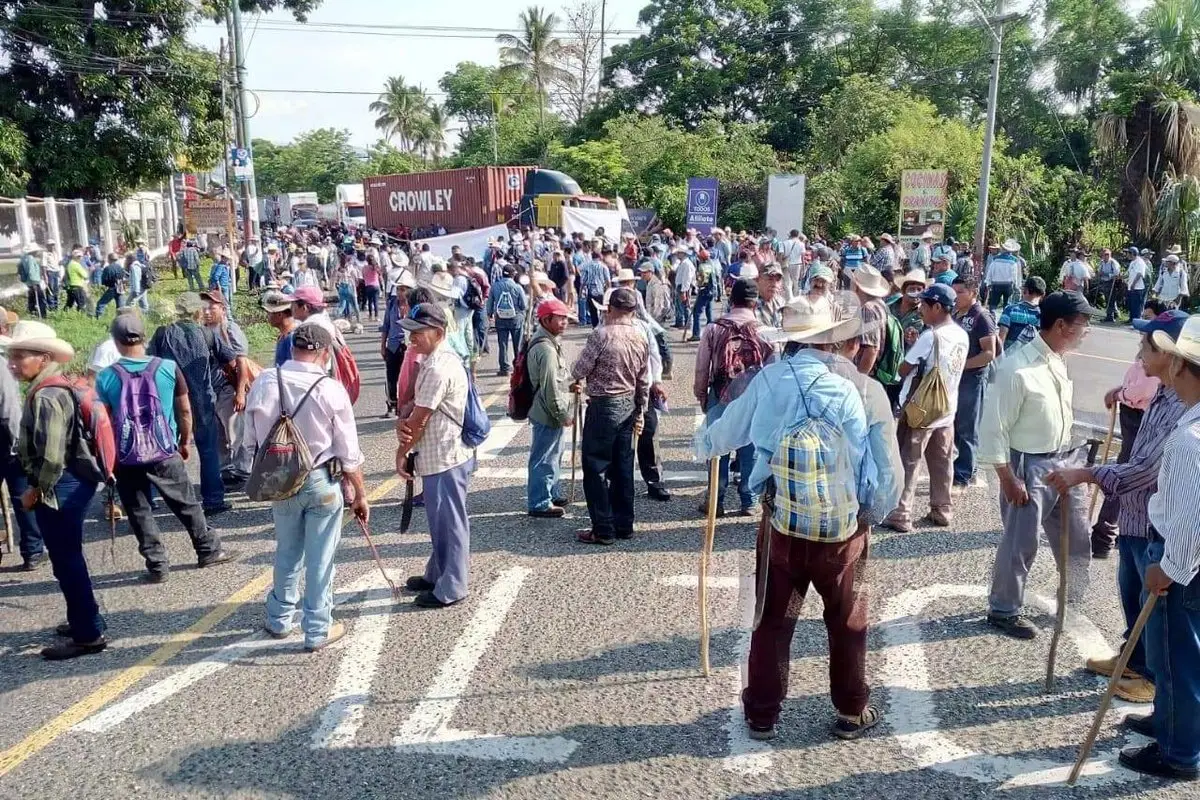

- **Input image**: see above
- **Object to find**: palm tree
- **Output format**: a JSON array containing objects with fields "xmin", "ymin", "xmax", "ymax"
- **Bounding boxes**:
[
  {"xmin": 422, "ymin": 104, "xmax": 449, "ymax": 164},
  {"xmin": 495, "ymin": 6, "xmax": 575, "ymax": 131},
  {"xmin": 369, "ymin": 77, "xmax": 432, "ymax": 152}
]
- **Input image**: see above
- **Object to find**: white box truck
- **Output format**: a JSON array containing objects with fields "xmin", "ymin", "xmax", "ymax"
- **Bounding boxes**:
[
  {"xmin": 265, "ymin": 192, "xmax": 319, "ymax": 227},
  {"xmin": 336, "ymin": 183, "xmax": 366, "ymax": 228}
]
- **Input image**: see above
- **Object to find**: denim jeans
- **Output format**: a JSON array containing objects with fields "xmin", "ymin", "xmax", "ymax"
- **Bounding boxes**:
[
  {"xmin": 1117, "ymin": 535, "xmax": 1153, "ymax": 678},
  {"xmin": 192, "ymin": 398, "xmax": 225, "ymax": 508},
  {"xmin": 985, "ymin": 282, "xmax": 1014, "ymax": 311},
  {"xmin": 674, "ymin": 291, "xmax": 690, "ymax": 328},
  {"xmin": 472, "ymin": 307, "xmax": 487, "ymax": 351},
  {"xmin": 46, "ymin": 272, "xmax": 60, "ymax": 309},
  {"xmin": 1145, "ymin": 534, "xmax": 1200, "ymax": 769},
  {"xmin": 337, "ymin": 285, "xmax": 360, "ymax": 321},
  {"xmin": 495, "ymin": 323, "xmax": 522, "ymax": 371},
  {"xmin": 706, "ymin": 391, "xmax": 757, "ymax": 511},
  {"xmin": 581, "ymin": 395, "xmax": 636, "ymax": 538},
  {"xmin": 184, "ymin": 268, "xmax": 203, "ymax": 292},
  {"xmin": 364, "ymin": 285, "xmax": 380, "ymax": 318},
  {"xmin": 35, "ymin": 471, "xmax": 104, "ymax": 643},
  {"xmin": 4, "ymin": 454, "xmax": 42, "ymax": 559},
  {"xmin": 423, "ymin": 457, "xmax": 474, "ymax": 603},
  {"xmin": 26, "ymin": 283, "xmax": 47, "ymax": 318},
  {"xmin": 527, "ymin": 421, "xmax": 565, "ymax": 511},
  {"xmin": 116, "ymin": 454, "xmax": 221, "ymax": 572},
  {"xmin": 93, "ymin": 288, "xmax": 123, "ymax": 318},
  {"xmin": 1127, "ymin": 288, "xmax": 1146, "ymax": 322},
  {"xmin": 265, "ymin": 469, "xmax": 344, "ymax": 648},
  {"xmin": 691, "ymin": 290, "xmax": 715, "ymax": 338},
  {"xmin": 953, "ymin": 369, "xmax": 986, "ymax": 484}
]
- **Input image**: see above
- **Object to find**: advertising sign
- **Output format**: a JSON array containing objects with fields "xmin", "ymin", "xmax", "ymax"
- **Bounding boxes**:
[
  {"xmin": 765, "ymin": 174, "xmax": 807, "ymax": 236},
  {"xmin": 230, "ymin": 146, "xmax": 253, "ymax": 183},
  {"xmin": 184, "ymin": 198, "xmax": 232, "ymax": 235},
  {"xmin": 685, "ymin": 177, "xmax": 719, "ymax": 235},
  {"xmin": 898, "ymin": 169, "xmax": 948, "ymax": 247}
]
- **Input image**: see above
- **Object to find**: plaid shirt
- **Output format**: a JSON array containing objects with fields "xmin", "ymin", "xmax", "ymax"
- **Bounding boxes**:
[
  {"xmin": 580, "ymin": 260, "xmax": 611, "ymax": 299},
  {"xmin": 18, "ymin": 365, "xmax": 85, "ymax": 509}
]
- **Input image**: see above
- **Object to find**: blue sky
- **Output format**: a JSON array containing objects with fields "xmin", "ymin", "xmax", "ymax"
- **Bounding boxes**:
[{"xmin": 190, "ymin": 0, "xmax": 648, "ymax": 148}]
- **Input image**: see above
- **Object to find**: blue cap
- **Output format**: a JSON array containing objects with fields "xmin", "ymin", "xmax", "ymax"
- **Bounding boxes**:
[
  {"xmin": 1132, "ymin": 309, "xmax": 1190, "ymax": 341},
  {"xmin": 919, "ymin": 283, "xmax": 956, "ymax": 309}
]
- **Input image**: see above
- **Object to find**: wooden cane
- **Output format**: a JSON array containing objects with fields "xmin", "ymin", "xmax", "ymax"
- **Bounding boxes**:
[
  {"xmin": 568, "ymin": 395, "xmax": 581, "ymax": 503},
  {"xmin": 1044, "ymin": 495, "xmax": 1071, "ymax": 692},
  {"xmin": 1088, "ymin": 404, "xmax": 1118, "ymax": 521},
  {"xmin": 1068, "ymin": 593, "xmax": 1159, "ymax": 785},
  {"xmin": 699, "ymin": 456, "xmax": 719, "ymax": 677},
  {"xmin": 0, "ymin": 482, "xmax": 14, "ymax": 559}
]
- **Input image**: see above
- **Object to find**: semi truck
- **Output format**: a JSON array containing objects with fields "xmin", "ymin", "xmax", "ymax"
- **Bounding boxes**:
[{"xmin": 335, "ymin": 183, "xmax": 367, "ymax": 228}]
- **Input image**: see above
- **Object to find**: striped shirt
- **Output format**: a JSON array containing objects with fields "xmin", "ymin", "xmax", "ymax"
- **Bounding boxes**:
[
  {"xmin": 1148, "ymin": 401, "xmax": 1200, "ymax": 585},
  {"xmin": 18, "ymin": 365, "xmax": 92, "ymax": 509},
  {"xmin": 580, "ymin": 260, "xmax": 611, "ymax": 299},
  {"xmin": 1093, "ymin": 387, "xmax": 1188, "ymax": 539}
]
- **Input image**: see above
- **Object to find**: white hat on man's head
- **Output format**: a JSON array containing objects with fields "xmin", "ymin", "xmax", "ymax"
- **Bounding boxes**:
[{"xmin": 1153, "ymin": 315, "xmax": 1200, "ymax": 368}]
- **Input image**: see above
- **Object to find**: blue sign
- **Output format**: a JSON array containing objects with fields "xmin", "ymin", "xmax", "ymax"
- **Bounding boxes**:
[{"xmin": 686, "ymin": 177, "xmax": 719, "ymax": 235}]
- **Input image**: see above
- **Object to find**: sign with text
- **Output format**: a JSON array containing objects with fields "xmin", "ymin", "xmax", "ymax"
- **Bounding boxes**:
[
  {"xmin": 184, "ymin": 198, "xmax": 232, "ymax": 235},
  {"xmin": 685, "ymin": 177, "xmax": 719, "ymax": 235},
  {"xmin": 898, "ymin": 169, "xmax": 948, "ymax": 245},
  {"xmin": 230, "ymin": 146, "xmax": 253, "ymax": 182}
]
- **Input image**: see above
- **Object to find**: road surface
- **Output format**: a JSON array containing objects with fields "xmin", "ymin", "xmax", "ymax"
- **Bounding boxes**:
[{"xmin": 0, "ymin": 319, "xmax": 1180, "ymax": 800}]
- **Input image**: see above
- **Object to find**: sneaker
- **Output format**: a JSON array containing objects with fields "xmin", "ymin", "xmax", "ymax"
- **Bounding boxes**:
[
  {"xmin": 746, "ymin": 723, "xmax": 776, "ymax": 741},
  {"xmin": 1085, "ymin": 655, "xmax": 1140, "ymax": 680},
  {"xmin": 528, "ymin": 506, "xmax": 565, "ymax": 518},
  {"xmin": 832, "ymin": 705, "xmax": 882, "ymax": 740},
  {"xmin": 1115, "ymin": 676, "xmax": 1156, "ymax": 704},
  {"xmin": 404, "ymin": 576, "xmax": 435, "ymax": 592},
  {"xmin": 42, "ymin": 638, "xmax": 107, "ymax": 660},
  {"xmin": 1122, "ymin": 713, "xmax": 1155, "ymax": 737},
  {"xmin": 22, "ymin": 551, "xmax": 46, "ymax": 571},
  {"xmin": 263, "ymin": 623, "xmax": 293, "ymax": 640},
  {"xmin": 1119, "ymin": 743, "xmax": 1199, "ymax": 781},
  {"xmin": 413, "ymin": 590, "xmax": 460, "ymax": 609},
  {"xmin": 197, "ymin": 549, "xmax": 237, "ymax": 568},
  {"xmin": 647, "ymin": 483, "xmax": 672, "ymax": 501},
  {"xmin": 925, "ymin": 509, "xmax": 952, "ymax": 527},
  {"xmin": 305, "ymin": 621, "xmax": 346, "ymax": 652},
  {"xmin": 986, "ymin": 613, "xmax": 1038, "ymax": 640}
]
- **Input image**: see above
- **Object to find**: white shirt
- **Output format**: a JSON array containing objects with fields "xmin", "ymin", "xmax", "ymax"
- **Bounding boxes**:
[
  {"xmin": 1155, "ymin": 266, "xmax": 1189, "ymax": 302},
  {"xmin": 898, "ymin": 322, "xmax": 969, "ymax": 429},
  {"xmin": 246, "ymin": 360, "xmax": 364, "ymax": 472},
  {"xmin": 417, "ymin": 252, "xmax": 435, "ymax": 285},
  {"xmin": 1148, "ymin": 402, "xmax": 1200, "ymax": 585},
  {"xmin": 411, "ymin": 342, "xmax": 473, "ymax": 476},
  {"xmin": 985, "ymin": 254, "xmax": 1021, "ymax": 285},
  {"xmin": 779, "ymin": 238, "xmax": 806, "ymax": 267},
  {"xmin": 294, "ymin": 268, "xmax": 320, "ymax": 289},
  {"xmin": 1059, "ymin": 259, "xmax": 1092, "ymax": 291},
  {"xmin": 88, "ymin": 338, "xmax": 120, "ymax": 375},
  {"xmin": 1127, "ymin": 257, "xmax": 1149, "ymax": 291},
  {"xmin": 673, "ymin": 258, "xmax": 696, "ymax": 293}
]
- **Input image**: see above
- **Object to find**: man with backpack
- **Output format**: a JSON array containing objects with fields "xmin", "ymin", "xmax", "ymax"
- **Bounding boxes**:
[
  {"xmin": 487, "ymin": 266, "xmax": 526, "ymax": 377},
  {"xmin": 96, "ymin": 314, "xmax": 234, "ymax": 583},
  {"xmin": 3, "ymin": 321, "xmax": 108, "ymax": 660},
  {"xmin": 246, "ymin": 324, "xmax": 367, "ymax": 650},
  {"xmin": 693, "ymin": 278, "xmax": 773, "ymax": 517},
  {"xmin": 94, "ymin": 253, "xmax": 128, "ymax": 319},
  {"xmin": 849, "ymin": 266, "xmax": 892, "ymax": 377},
  {"xmin": 521, "ymin": 299, "xmax": 574, "ymax": 518},
  {"xmin": 128, "ymin": 251, "xmax": 154, "ymax": 312},
  {"xmin": 689, "ymin": 250, "xmax": 722, "ymax": 342}
]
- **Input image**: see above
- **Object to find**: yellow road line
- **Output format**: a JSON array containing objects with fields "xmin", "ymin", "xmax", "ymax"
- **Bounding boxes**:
[{"xmin": 0, "ymin": 475, "xmax": 401, "ymax": 779}]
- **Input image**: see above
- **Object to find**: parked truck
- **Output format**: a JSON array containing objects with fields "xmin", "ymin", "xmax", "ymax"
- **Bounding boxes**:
[
  {"xmin": 262, "ymin": 191, "xmax": 320, "ymax": 227},
  {"xmin": 335, "ymin": 183, "xmax": 367, "ymax": 228},
  {"xmin": 364, "ymin": 166, "xmax": 532, "ymax": 235}
]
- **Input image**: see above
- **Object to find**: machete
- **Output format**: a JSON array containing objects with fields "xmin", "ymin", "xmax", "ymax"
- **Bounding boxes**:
[{"xmin": 399, "ymin": 453, "xmax": 417, "ymax": 533}]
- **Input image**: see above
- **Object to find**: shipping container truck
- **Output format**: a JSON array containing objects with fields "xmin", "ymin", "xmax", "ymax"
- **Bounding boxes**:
[
  {"xmin": 363, "ymin": 166, "xmax": 534, "ymax": 235},
  {"xmin": 263, "ymin": 192, "xmax": 320, "ymax": 227},
  {"xmin": 335, "ymin": 183, "xmax": 367, "ymax": 228}
]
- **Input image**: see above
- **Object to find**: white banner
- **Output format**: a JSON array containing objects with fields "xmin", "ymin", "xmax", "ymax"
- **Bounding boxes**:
[
  {"xmin": 415, "ymin": 223, "xmax": 510, "ymax": 259},
  {"xmin": 766, "ymin": 174, "xmax": 806, "ymax": 236},
  {"xmin": 560, "ymin": 206, "xmax": 624, "ymax": 243}
]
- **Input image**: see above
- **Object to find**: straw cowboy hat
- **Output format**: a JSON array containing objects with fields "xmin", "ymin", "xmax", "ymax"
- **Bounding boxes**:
[
  {"xmin": 420, "ymin": 271, "xmax": 456, "ymax": 300},
  {"xmin": 851, "ymin": 265, "xmax": 891, "ymax": 298},
  {"xmin": 0, "ymin": 320, "xmax": 75, "ymax": 362},
  {"xmin": 1153, "ymin": 315, "xmax": 1200, "ymax": 367},
  {"xmin": 879, "ymin": 233, "xmax": 894, "ymax": 244},
  {"xmin": 920, "ymin": 231, "xmax": 935, "ymax": 241},
  {"xmin": 21, "ymin": 242, "xmax": 42, "ymax": 254},
  {"xmin": 531, "ymin": 270, "xmax": 556, "ymax": 288},
  {"xmin": 1002, "ymin": 238, "xmax": 1021, "ymax": 253},
  {"xmin": 615, "ymin": 268, "xmax": 637, "ymax": 283},
  {"xmin": 801, "ymin": 292, "xmax": 885, "ymax": 345},
  {"xmin": 894, "ymin": 268, "xmax": 929, "ymax": 291},
  {"xmin": 761, "ymin": 296, "xmax": 856, "ymax": 344},
  {"xmin": 1165, "ymin": 244, "xmax": 1183, "ymax": 256}
]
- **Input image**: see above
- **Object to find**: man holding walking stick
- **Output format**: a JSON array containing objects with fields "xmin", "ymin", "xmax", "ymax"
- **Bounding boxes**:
[
  {"xmin": 1112, "ymin": 313, "xmax": 1200, "ymax": 782},
  {"xmin": 978, "ymin": 292, "xmax": 1097, "ymax": 640}
]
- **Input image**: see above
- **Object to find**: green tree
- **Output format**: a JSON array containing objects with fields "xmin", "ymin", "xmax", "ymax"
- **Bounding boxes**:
[
  {"xmin": 496, "ymin": 6, "xmax": 574, "ymax": 132},
  {"xmin": 0, "ymin": 119, "xmax": 30, "ymax": 197},
  {"xmin": 438, "ymin": 62, "xmax": 531, "ymax": 134},
  {"xmin": 369, "ymin": 77, "xmax": 433, "ymax": 152},
  {"xmin": 361, "ymin": 141, "xmax": 421, "ymax": 176},
  {"xmin": 250, "ymin": 128, "xmax": 363, "ymax": 203}
]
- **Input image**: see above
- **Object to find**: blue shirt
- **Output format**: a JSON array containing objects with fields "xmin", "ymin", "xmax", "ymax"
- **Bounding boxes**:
[
  {"xmin": 998, "ymin": 300, "xmax": 1040, "ymax": 350},
  {"xmin": 380, "ymin": 295, "xmax": 407, "ymax": 354},
  {"xmin": 841, "ymin": 246, "xmax": 868, "ymax": 270},
  {"xmin": 487, "ymin": 276, "xmax": 527, "ymax": 322},
  {"xmin": 96, "ymin": 356, "xmax": 180, "ymax": 438},
  {"xmin": 934, "ymin": 269, "xmax": 958, "ymax": 286},
  {"xmin": 698, "ymin": 351, "xmax": 875, "ymax": 505},
  {"xmin": 208, "ymin": 261, "xmax": 232, "ymax": 297},
  {"xmin": 275, "ymin": 332, "xmax": 295, "ymax": 366},
  {"xmin": 580, "ymin": 260, "xmax": 611, "ymax": 298}
]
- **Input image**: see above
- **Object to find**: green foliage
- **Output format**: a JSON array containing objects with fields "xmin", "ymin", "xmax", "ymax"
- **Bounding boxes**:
[
  {"xmin": 439, "ymin": 62, "xmax": 532, "ymax": 134},
  {"xmin": 361, "ymin": 141, "xmax": 421, "ymax": 177},
  {"xmin": 252, "ymin": 128, "xmax": 364, "ymax": 202},
  {"xmin": 0, "ymin": 119, "xmax": 30, "ymax": 196}
]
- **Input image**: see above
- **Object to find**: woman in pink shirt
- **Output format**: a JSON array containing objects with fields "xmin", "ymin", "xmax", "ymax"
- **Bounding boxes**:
[{"xmin": 362, "ymin": 256, "xmax": 382, "ymax": 321}]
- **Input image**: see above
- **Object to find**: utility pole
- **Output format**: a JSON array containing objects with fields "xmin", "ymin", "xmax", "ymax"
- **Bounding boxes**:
[
  {"xmin": 597, "ymin": 0, "xmax": 607, "ymax": 103},
  {"xmin": 228, "ymin": 0, "xmax": 259, "ymax": 247},
  {"xmin": 972, "ymin": 6, "xmax": 1022, "ymax": 263},
  {"xmin": 490, "ymin": 92, "xmax": 500, "ymax": 165},
  {"xmin": 218, "ymin": 38, "xmax": 236, "ymax": 255}
]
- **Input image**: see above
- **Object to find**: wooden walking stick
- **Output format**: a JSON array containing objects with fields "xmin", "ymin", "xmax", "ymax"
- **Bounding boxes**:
[
  {"xmin": 0, "ymin": 483, "xmax": 14, "ymax": 561},
  {"xmin": 1044, "ymin": 495, "xmax": 1072, "ymax": 692},
  {"xmin": 1068, "ymin": 594, "xmax": 1159, "ymax": 785},
  {"xmin": 568, "ymin": 394, "xmax": 581, "ymax": 503},
  {"xmin": 699, "ymin": 457, "xmax": 720, "ymax": 677},
  {"xmin": 1088, "ymin": 404, "xmax": 1118, "ymax": 521}
]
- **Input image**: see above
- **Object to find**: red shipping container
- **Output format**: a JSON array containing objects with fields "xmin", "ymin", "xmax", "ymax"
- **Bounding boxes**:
[{"xmin": 363, "ymin": 166, "xmax": 533, "ymax": 234}]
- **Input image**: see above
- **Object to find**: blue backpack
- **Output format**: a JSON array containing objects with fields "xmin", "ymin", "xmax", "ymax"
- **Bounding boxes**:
[
  {"xmin": 111, "ymin": 358, "xmax": 177, "ymax": 466},
  {"xmin": 439, "ymin": 366, "xmax": 492, "ymax": 448}
]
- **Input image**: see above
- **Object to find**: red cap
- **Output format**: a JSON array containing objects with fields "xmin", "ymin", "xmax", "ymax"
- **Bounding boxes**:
[
  {"xmin": 698, "ymin": 249, "xmax": 710, "ymax": 260},
  {"xmin": 536, "ymin": 298, "xmax": 571, "ymax": 320},
  {"xmin": 291, "ymin": 286, "xmax": 325, "ymax": 308}
]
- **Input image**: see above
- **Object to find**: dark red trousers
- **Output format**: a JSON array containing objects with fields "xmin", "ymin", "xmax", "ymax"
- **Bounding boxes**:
[{"xmin": 743, "ymin": 526, "xmax": 869, "ymax": 728}]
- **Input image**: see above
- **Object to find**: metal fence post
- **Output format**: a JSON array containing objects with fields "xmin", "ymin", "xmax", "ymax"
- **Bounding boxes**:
[
  {"xmin": 74, "ymin": 198, "xmax": 89, "ymax": 247},
  {"xmin": 45, "ymin": 197, "xmax": 61, "ymax": 245},
  {"xmin": 15, "ymin": 199, "xmax": 32, "ymax": 249}
]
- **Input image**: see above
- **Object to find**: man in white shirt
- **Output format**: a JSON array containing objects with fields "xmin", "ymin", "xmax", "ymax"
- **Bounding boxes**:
[
  {"xmin": 779, "ymin": 229, "xmax": 807, "ymax": 299},
  {"xmin": 248, "ymin": 324, "xmax": 367, "ymax": 652},
  {"xmin": 881, "ymin": 283, "xmax": 969, "ymax": 533},
  {"xmin": 1060, "ymin": 249, "xmax": 1093, "ymax": 293},
  {"xmin": 671, "ymin": 248, "xmax": 696, "ymax": 330},
  {"xmin": 1095, "ymin": 248, "xmax": 1123, "ymax": 322},
  {"xmin": 1120, "ymin": 314, "xmax": 1200, "ymax": 781},
  {"xmin": 984, "ymin": 239, "xmax": 1024, "ymax": 311},
  {"xmin": 1126, "ymin": 247, "xmax": 1152, "ymax": 320},
  {"xmin": 1155, "ymin": 255, "xmax": 1190, "ymax": 309},
  {"xmin": 417, "ymin": 244, "xmax": 436, "ymax": 286}
]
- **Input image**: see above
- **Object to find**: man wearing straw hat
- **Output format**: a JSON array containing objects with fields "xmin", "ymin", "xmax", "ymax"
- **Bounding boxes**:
[
  {"xmin": 1113, "ymin": 313, "xmax": 1200, "ymax": 780},
  {"xmin": 3, "ymin": 321, "xmax": 108, "ymax": 659},
  {"xmin": 696, "ymin": 295, "xmax": 880, "ymax": 741}
]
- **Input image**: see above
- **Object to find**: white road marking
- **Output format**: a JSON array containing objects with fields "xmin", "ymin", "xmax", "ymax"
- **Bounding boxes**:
[
  {"xmin": 660, "ymin": 574, "xmax": 741, "ymax": 590},
  {"xmin": 74, "ymin": 572, "xmax": 381, "ymax": 734},
  {"xmin": 476, "ymin": 418, "xmax": 525, "ymax": 462},
  {"xmin": 880, "ymin": 584, "xmax": 1137, "ymax": 788},
  {"xmin": 311, "ymin": 575, "xmax": 402, "ymax": 749},
  {"xmin": 393, "ymin": 566, "xmax": 579, "ymax": 763}
]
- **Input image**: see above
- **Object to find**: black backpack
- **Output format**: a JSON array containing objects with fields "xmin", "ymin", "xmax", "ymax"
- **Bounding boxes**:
[
  {"xmin": 141, "ymin": 260, "xmax": 158, "ymax": 289},
  {"xmin": 463, "ymin": 278, "xmax": 485, "ymax": 311}
]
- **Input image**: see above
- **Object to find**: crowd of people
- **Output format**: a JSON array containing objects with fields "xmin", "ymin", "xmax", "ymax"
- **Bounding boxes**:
[{"xmin": 5, "ymin": 216, "xmax": 1200, "ymax": 783}]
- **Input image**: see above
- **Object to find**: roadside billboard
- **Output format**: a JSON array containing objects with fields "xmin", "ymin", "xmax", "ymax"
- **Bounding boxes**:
[
  {"xmin": 685, "ymin": 177, "xmax": 719, "ymax": 235},
  {"xmin": 183, "ymin": 198, "xmax": 231, "ymax": 235},
  {"xmin": 898, "ymin": 169, "xmax": 948, "ymax": 248}
]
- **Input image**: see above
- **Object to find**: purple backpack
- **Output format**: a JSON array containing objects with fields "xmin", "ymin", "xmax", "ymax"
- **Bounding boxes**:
[{"xmin": 112, "ymin": 358, "xmax": 177, "ymax": 466}]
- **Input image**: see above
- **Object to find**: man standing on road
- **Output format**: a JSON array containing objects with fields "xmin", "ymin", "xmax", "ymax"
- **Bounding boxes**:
[
  {"xmin": 394, "ymin": 303, "xmax": 475, "ymax": 609},
  {"xmin": 997, "ymin": 276, "xmax": 1047, "ymax": 352},
  {"xmin": 263, "ymin": 290, "xmax": 298, "ymax": 367},
  {"xmin": 850, "ymin": 265, "xmax": 891, "ymax": 376},
  {"xmin": 951, "ymin": 276, "xmax": 997, "ymax": 488},
  {"xmin": 0, "ymin": 311, "xmax": 44, "ymax": 571},
  {"xmin": 984, "ymin": 239, "xmax": 1024, "ymax": 311},
  {"xmin": 97, "ymin": 314, "xmax": 234, "ymax": 584},
  {"xmin": 580, "ymin": 248, "xmax": 612, "ymax": 328},
  {"xmin": 978, "ymin": 291, "xmax": 1097, "ymax": 639},
  {"xmin": 1095, "ymin": 248, "xmax": 1123, "ymax": 321},
  {"xmin": 571, "ymin": 287, "xmax": 650, "ymax": 545},
  {"xmin": 1126, "ymin": 247, "xmax": 1151, "ymax": 321},
  {"xmin": 379, "ymin": 273, "xmax": 414, "ymax": 417},
  {"xmin": 1154, "ymin": 255, "xmax": 1190, "ymax": 310},
  {"xmin": 671, "ymin": 246, "xmax": 696, "ymax": 331},
  {"xmin": 486, "ymin": 266, "xmax": 526, "ymax": 377},
  {"xmin": 779, "ymin": 229, "xmax": 807, "ymax": 299},
  {"xmin": 1113, "ymin": 313, "xmax": 1200, "ymax": 781},
  {"xmin": 881, "ymin": 284, "xmax": 968, "ymax": 532},
  {"xmin": 201, "ymin": 291, "xmax": 253, "ymax": 485},
  {"xmin": 1046, "ymin": 310, "xmax": 1189, "ymax": 706},
  {"xmin": 526, "ymin": 299, "xmax": 573, "ymax": 519},
  {"xmin": 754, "ymin": 263, "xmax": 786, "ymax": 327},
  {"xmin": 249, "ymin": 324, "xmax": 367, "ymax": 651}
]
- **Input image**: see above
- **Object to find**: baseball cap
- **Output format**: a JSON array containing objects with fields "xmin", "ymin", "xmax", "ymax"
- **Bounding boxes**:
[
  {"xmin": 1040, "ymin": 290, "xmax": 1100, "ymax": 325},
  {"xmin": 110, "ymin": 313, "xmax": 145, "ymax": 345},
  {"xmin": 1023, "ymin": 276, "xmax": 1047, "ymax": 296},
  {"xmin": 1132, "ymin": 309, "xmax": 1189, "ymax": 340},
  {"xmin": 199, "ymin": 290, "xmax": 226, "ymax": 307},
  {"xmin": 261, "ymin": 290, "xmax": 293, "ymax": 313},
  {"xmin": 730, "ymin": 277, "xmax": 759, "ymax": 304},
  {"xmin": 537, "ymin": 298, "xmax": 571, "ymax": 320},
  {"xmin": 293, "ymin": 323, "xmax": 332, "ymax": 352},
  {"xmin": 400, "ymin": 302, "xmax": 448, "ymax": 332},
  {"xmin": 175, "ymin": 292, "xmax": 203, "ymax": 315},
  {"xmin": 292, "ymin": 286, "xmax": 326, "ymax": 308},
  {"xmin": 918, "ymin": 283, "xmax": 956, "ymax": 309},
  {"xmin": 761, "ymin": 263, "xmax": 784, "ymax": 277},
  {"xmin": 607, "ymin": 287, "xmax": 638, "ymax": 312}
]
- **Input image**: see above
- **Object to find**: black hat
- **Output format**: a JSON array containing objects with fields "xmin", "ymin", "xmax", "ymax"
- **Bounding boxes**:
[
  {"xmin": 730, "ymin": 277, "xmax": 759, "ymax": 304},
  {"xmin": 1023, "ymin": 276, "xmax": 1047, "ymax": 296},
  {"xmin": 399, "ymin": 302, "xmax": 449, "ymax": 332},
  {"xmin": 607, "ymin": 287, "xmax": 638, "ymax": 312},
  {"xmin": 293, "ymin": 323, "xmax": 333, "ymax": 351},
  {"xmin": 110, "ymin": 312, "xmax": 145, "ymax": 345},
  {"xmin": 1040, "ymin": 291, "xmax": 1099, "ymax": 326}
]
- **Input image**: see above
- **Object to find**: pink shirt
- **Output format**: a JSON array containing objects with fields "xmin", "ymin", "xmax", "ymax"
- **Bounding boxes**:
[
  {"xmin": 363, "ymin": 265, "xmax": 381, "ymax": 287},
  {"xmin": 1119, "ymin": 360, "xmax": 1160, "ymax": 411}
]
